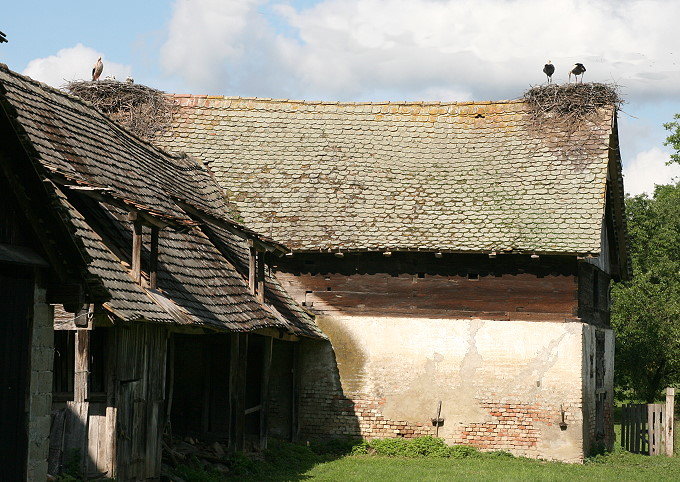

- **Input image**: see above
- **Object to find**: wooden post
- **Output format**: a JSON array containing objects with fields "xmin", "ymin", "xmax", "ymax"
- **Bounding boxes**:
[
  {"xmin": 256, "ymin": 251, "xmax": 265, "ymax": 303},
  {"xmin": 64, "ymin": 329, "xmax": 90, "ymax": 473},
  {"xmin": 248, "ymin": 241, "xmax": 256, "ymax": 295},
  {"xmin": 229, "ymin": 333, "xmax": 248, "ymax": 452},
  {"xmin": 149, "ymin": 226, "xmax": 159, "ymax": 289},
  {"xmin": 131, "ymin": 216, "xmax": 143, "ymax": 284},
  {"xmin": 74, "ymin": 330, "xmax": 89, "ymax": 403},
  {"xmin": 260, "ymin": 337, "xmax": 273, "ymax": 450},
  {"xmin": 666, "ymin": 387, "xmax": 675, "ymax": 456}
]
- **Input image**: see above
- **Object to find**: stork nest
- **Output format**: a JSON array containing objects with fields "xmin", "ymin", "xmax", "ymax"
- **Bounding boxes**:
[
  {"xmin": 65, "ymin": 80, "xmax": 177, "ymax": 139},
  {"xmin": 522, "ymin": 82, "xmax": 623, "ymax": 125}
]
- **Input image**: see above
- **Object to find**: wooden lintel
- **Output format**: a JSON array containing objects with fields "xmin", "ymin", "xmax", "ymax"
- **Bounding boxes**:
[{"xmin": 253, "ymin": 327, "xmax": 300, "ymax": 342}]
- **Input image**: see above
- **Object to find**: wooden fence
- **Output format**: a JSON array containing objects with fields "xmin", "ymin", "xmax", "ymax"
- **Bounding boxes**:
[{"xmin": 621, "ymin": 387, "xmax": 675, "ymax": 456}]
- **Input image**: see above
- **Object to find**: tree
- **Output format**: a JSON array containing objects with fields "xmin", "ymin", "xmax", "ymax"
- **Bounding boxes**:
[
  {"xmin": 664, "ymin": 114, "xmax": 680, "ymax": 164},
  {"xmin": 611, "ymin": 182, "xmax": 680, "ymax": 403}
]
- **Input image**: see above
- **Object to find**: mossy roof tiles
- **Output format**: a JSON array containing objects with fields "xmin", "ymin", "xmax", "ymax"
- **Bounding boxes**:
[{"xmin": 159, "ymin": 95, "xmax": 618, "ymax": 255}]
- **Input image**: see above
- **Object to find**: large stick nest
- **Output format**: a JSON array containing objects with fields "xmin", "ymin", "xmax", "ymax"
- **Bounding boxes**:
[
  {"xmin": 522, "ymin": 82, "xmax": 623, "ymax": 125},
  {"xmin": 65, "ymin": 80, "xmax": 177, "ymax": 140}
]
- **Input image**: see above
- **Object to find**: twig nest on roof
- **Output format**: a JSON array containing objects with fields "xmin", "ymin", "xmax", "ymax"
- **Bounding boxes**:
[
  {"xmin": 522, "ymin": 83, "xmax": 623, "ymax": 125},
  {"xmin": 65, "ymin": 79, "xmax": 177, "ymax": 139}
]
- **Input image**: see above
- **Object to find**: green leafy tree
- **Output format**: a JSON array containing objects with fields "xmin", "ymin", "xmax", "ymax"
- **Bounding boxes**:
[
  {"xmin": 611, "ymin": 182, "xmax": 680, "ymax": 402},
  {"xmin": 664, "ymin": 115, "xmax": 680, "ymax": 164}
]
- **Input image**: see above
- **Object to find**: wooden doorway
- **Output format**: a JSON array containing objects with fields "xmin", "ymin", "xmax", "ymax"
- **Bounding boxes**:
[{"xmin": 0, "ymin": 268, "xmax": 33, "ymax": 481}]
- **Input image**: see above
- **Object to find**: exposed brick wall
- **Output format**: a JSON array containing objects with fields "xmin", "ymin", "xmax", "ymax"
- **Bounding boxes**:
[{"xmin": 454, "ymin": 400, "xmax": 578, "ymax": 455}]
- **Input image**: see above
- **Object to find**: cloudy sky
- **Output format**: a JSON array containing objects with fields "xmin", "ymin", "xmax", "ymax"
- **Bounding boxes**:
[{"xmin": 3, "ymin": 0, "xmax": 680, "ymax": 195}]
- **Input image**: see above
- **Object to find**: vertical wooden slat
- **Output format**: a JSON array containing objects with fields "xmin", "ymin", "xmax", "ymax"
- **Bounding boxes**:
[
  {"xmin": 622, "ymin": 405, "xmax": 628, "ymax": 451},
  {"xmin": 666, "ymin": 388, "xmax": 675, "ymax": 456},
  {"xmin": 634, "ymin": 404, "xmax": 641, "ymax": 454},
  {"xmin": 74, "ymin": 330, "xmax": 89, "ymax": 402},
  {"xmin": 248, "ymin": 242, "xmax": 256, "ymax": 295},
  {"xmin": 149, "ymin": 226, "xmax": 159, "ymax": 289},
  {"xmin": 229, "ymin": 333, "xmax": 248, "ymax": 452},
  {"xmin": 260, "ymin": 336, "xmax": 273, "ymax": 450},
  {"xmin": 257, "ymin": 251, "xmax": 265, "ymax": 303},
  {"xmin": 648, "ymin": 404, "xmax": 654, "ymax": 455},
  {"xmin": 131, "ymin": 217, "xmax": 143, "ymax": 284}
]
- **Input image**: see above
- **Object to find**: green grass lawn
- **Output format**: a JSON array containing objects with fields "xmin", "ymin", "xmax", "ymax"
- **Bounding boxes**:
[{"xmin": 175, "ymin": 436, "xmax": 680, "ymax": 482}]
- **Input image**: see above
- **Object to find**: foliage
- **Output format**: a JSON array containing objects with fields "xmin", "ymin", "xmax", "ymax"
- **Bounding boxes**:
[
  {"xmin": 611, "ymin": 182, "xmax": 680, "ymax": 402},
  {"xmin": 664, "ymin": 113, "xmax": 680, "ymax": 164},
  {"xmin": 348, "ymin": 436, "xmax": 481, "ymax": 459}
]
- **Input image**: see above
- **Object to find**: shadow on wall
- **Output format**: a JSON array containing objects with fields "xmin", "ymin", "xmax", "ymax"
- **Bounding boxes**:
[{"xmin": 296, "ymin": 320, "xmax": 362, "ymax": 442}]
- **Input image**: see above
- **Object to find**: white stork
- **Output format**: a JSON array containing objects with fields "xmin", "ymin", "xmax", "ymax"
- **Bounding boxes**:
[
  {"xmin": 92, "ymin": 57, "xmax": 103, "ymax": 81},
  {"xmin": 543, "ymin": 61, "xmax": 555, "ymax": 83},
  {"xmin": 569, "ymin": 63, "xmax": 586, "ymax": 83}
]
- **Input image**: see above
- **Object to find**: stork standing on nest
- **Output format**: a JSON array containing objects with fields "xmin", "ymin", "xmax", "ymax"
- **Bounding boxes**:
[
  {"xmin": 543, "ymin": 61, "xmax": 555, "ymax": 83},
  {"xmin": 92, "ymin": 57, "xmax": 103, "ymax": 81},
  {"xmin": 569, "ymin": 63, "xmax": 586, "ymax": 83}
]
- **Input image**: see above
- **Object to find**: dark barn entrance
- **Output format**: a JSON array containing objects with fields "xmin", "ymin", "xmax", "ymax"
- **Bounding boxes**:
[{"xmin": 0, "ymin": 267, "xmax": 33, "ymax": 481}]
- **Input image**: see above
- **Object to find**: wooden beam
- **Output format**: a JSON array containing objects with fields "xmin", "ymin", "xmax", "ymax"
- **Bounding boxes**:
[
  {"xmin": 248, "ymin": 242, "xmax": 257, "ymax": 295},
  {"xmin": 149, "ymin": 226, "xmax": 159, "ymax": 289},
  {"xmin": 260, "ymin": 336, "xmax": 273, "ymax": 450},
  {"xmin": 229, "ymin": 333, "xmax": 248, "ymax": 452},
  {"xmin": 131, "ymin": 217, "xmax": 143, "ymax": 284},
  {"xmin": 257, "ymin": 250, "xmax": 265, "ymax": 303},
  {"xmin": 74, "ymin": 329, "xmax": 90, "ymax": 402}
]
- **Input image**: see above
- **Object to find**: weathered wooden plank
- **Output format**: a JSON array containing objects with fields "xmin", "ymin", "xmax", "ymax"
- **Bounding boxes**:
[
  {"xmin": 150, "ymin": 226, "xmax": 159, "ymax": 289},
  {"xmin": 257, "ymin": 250, "xmax": 265, "ymax": 303},
  {"xmin": 277, "ymin": 271, "xmax": 578, "ymax": 319},
  {"xmin": 74, "ymin": 330, "xmax": 89, "ymax": 402},
  {"xmin": 63, "ymin": 401, "xmax": 89, "ymax": 470},
  {"xmin": 131, "ymin": 217, "xmax": 143, "ymax": 283},
  {"xmin": 666, "ymin": 388, "xmax": 675, "ymax": 456},
  {"xmin": 48, "ymin": 408, "xmax": 67, "ymax": 475},
  {"xmin": 260, "ymin": 336, "xmax": 273, "ymax": 450},
  {"xmin": 229, "ymin": 333, "xmax": 248, "ymax": 452}
]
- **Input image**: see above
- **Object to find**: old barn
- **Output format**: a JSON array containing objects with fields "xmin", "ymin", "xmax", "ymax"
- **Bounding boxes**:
[
  {"xmin": 0, "ymin": 64, "xmax": 323, "ymax": 480},
  {"xmin": 157, "ymin": 90, "xmax": 630, "ymax": 462}
]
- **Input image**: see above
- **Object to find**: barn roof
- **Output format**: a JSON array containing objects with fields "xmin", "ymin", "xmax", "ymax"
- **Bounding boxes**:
[
  {"xmin": 158, "ymin": 94, "xmax": 624, "ymax": 260},
  {"xmin": 0, "ymin": 64, "xmax": 322, "ymax": 338}
]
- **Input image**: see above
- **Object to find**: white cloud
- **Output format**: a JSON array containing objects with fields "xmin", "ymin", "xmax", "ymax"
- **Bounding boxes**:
[
  {"xmin": 159, "ymin": 0, "xmax": 680, "ymax": 102},
  {"xmin": 22, "ymin": 44, "xmax": 132, "ymax": 89},
  {"xmin": 623, "ymin": 147, "xmax": 680, "ymax": 196}
]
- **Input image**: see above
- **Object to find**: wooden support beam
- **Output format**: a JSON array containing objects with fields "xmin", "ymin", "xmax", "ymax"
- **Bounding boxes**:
[
  {"xmin": 150, "ymin": 226, "xmax": 159, "ymax": 289},
  {"xmin": 229, "ymin": 333, "xmax": 248, "ymax": 452},
  {"xmin": 260, "ymin": 336, "xmax": 273, "ymax": 450},
  {"xmin": 291, "ymin": 343, "xmax": 300, "ymax": 442},
  {"xmin": 131, "ymin": 216, "xmax": 143, "ymax": 284},
  {"xmin": 248, "ymin": 242, "xmax": 257, "ymax": 295},
  {"xmin": 257, "ymin": 250, "xmax": 265, "ymax": 303},
  {"xmin": 74, "ymin": 329, "xmax": 90, "ymax": 402}
]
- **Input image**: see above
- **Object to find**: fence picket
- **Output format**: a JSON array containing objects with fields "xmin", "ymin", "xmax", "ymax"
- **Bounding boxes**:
[{"xmin": 621, "ymin": 390, "xmax": 675, "ymax": 457}]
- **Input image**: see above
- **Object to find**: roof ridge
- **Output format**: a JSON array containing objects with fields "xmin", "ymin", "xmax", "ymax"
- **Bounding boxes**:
[{"xmin": 169, "ymin": 93, "xmax": 524, "ymax": 107}]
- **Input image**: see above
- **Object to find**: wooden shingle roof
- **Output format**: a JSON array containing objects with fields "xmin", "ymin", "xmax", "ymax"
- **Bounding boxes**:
[
  {"xmin": 0, "ymin": 64, "xmax": 322, "ymax": 338},
  {"xmin": 159, "ymin": 95, "xmax": 620, "ymax": 257}
]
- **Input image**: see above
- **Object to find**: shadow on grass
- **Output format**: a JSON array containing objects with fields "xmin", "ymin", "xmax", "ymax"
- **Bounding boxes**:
[{"xmin": 171, "ymin": 438, "xmax": 362, "ymax": 482}]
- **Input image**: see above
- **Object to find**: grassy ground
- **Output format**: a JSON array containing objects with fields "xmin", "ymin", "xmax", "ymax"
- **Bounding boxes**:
[{"xmin": 176, "ymin": 434, "xmax": 680, "ymax": 482}]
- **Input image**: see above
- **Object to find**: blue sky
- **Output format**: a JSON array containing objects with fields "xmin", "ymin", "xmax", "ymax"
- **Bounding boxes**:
[{"xmin": 2, "ymin": 0, "xmax": 680, "ymax": 195}]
